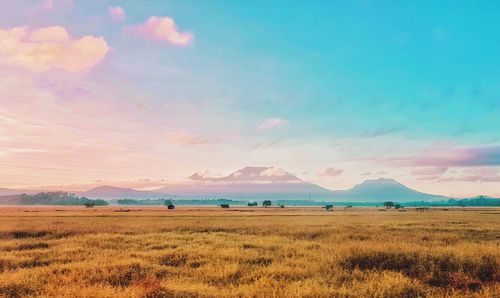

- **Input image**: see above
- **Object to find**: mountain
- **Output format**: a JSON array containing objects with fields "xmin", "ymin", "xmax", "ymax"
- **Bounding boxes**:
[
  {"xmin": 1, "ymin": 168, "xmax": 450, "ymax": 202},
  {"xmin": 157, "ymin": 171, "xmax": 448, "ymax": 202},
  {"xmin": 156, "ymin": 167, "xmax": 334, "ymax": 200},
  {"xmin": 79, "ymin": 186, "xmax": 164, "ymax": 199},
  {"xmin": 330, "ymin": 178, "xmax": 447, "ymax": 202}
]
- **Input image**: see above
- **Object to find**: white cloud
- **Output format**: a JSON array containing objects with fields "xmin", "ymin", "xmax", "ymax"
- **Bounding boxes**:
[
  {"xmin": 256, "ymin": 118, "xmax": 289, "ymax": 132},
  {"xmin": 260, "ymin": 167, "xmax": 288, "ymax": 177},
  {"xmin": 318, "ymin": 167, "xmax": 343, "ymax": 177},
  {"xmin": 167, "ymin": 132, "xmax": 216, "ymax": 146}
]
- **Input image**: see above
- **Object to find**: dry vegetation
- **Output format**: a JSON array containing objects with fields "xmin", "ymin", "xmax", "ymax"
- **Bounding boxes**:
[{"xmin": 0, "ymin": 206, "xmax": 498, "ymax": 297}]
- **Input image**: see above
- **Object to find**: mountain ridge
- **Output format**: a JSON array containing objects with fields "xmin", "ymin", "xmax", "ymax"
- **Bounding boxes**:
[{"xmin": 0, "ymin": 167, "xmax": 451, "ymax": 202}]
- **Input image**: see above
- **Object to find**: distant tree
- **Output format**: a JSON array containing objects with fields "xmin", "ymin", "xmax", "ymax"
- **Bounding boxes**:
[
  {"xmin": 262, "ymin": 200, "xmax": 272, "ymax": 207},
  {"xmin": 279, "ymin": 204, "xmax": 285, "ymax": 208},
  {"xmin": 84, "ymin": 201, "xmax": 95, "ymax": 208},
  {"xmin": 164, "ymin": 199, "xmax": 175, "ymax": 209},
  {"xmin": 247, "ymin": 202, "xmax": 258, "ymax": 207},
  {"xmin": 394, "ymin": 203, "xmax": 401, "ymax": 209},
  {"xmin": 324, "ymin": 205, "xmax": 333, "ymax": 211},
  {"xmin": 220, "ymin": 204, "xmax": 230, "ymax": 208},
  {"xmin": 346, "ymin": 205, "xmax": 353, "ymax": 208},
  {"xmin": 383, "ymin": 201, "xmax": 394, "ymax": 209}
]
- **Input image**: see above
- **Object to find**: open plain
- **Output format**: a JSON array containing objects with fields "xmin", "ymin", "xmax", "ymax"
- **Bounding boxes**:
[{"xmin": 0, "ymin": 206, "xmax": 498, "ymax": 297}]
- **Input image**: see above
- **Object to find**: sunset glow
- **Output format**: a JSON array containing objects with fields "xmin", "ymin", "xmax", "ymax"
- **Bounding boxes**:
[{"xmin": 1, "ymin": 1, "xmax": 500, "ymax": 198}]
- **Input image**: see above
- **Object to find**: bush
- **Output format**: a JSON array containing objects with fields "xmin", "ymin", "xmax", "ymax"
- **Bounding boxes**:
[
  {"xmin": 262, "ymin": 200, "xmax": 272, "ymax": 207},
  {"xmin": 247, "ymin": 202, "xmax": 258, "ymax": 207},
  {"xmin": 383, "ymin": 201, "xmax": 394, "ymax": 209},
  {"xmin": 220, "ymin": 204, "xmax": 230, "ymax": 208},
  {"xmin": 164, "ymin": 200, "xmax": 175, "ymax": 209},
  {"xmin": 340, "ymin": 249, "xmax": 499, "ymax": 290}
]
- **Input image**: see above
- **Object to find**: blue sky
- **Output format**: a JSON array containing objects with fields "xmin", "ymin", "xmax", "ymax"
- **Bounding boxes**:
[{"xmin": 1, "ymin": 0, "xmax": 500, "ymax": 196}]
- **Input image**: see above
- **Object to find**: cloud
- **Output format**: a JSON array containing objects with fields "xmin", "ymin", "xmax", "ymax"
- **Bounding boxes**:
[
  {"xmin": 31, "ymin": 0, "xmax": 73, "ymax": 14},
  {"xmin": 42, "ymin": 0, "xmax": 54, "ymax": 10},
  {"xmin": 392, "ymin": 146, "xmax": 500, "ymax": 168},
  {"xmin": 0, "ymin": 26, "xmax": 109, "ymax": 72},
  {"xmin": 261, "ymin": 167, "xmax": 288, "ymax": 177},
  {"xmin": 128, "ymin": 16, "xmax": 193, "ymax": 45},
  {"xmin": 360, "ymin": 126, "xmax": 404, "ymax": 138},
  {"xmin": 411, "ymin": 166, "xmax": 448, "ymax": 176},
  {"xmin": 447, "ymin": 168, "xmax": 500, "ymax": 183},
  {"xmin": 318, "ymin": 167, "xmax": 343, "ymax": 177},
  {"xmin": 256, "ymin": 118, "xmax": 289, "ymax": 132},
  {"xmin": 108, "ymin": 6, "xmax": 125, "ymax": 22},
  {"xmin": 189, "ymin": 170, "xmax": 222, "ymax": 181},
  {"xmin": 187, "ymin": 167, "xmax": 300, "ymax": 183},
  {"xmin": 167, "ymin": 132, "xmax": 216, "ymax": 146}
]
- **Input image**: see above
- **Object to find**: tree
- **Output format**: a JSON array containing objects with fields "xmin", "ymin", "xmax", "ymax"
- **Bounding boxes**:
[
  {"xmin": 220, "ymin": 204, "xmax": 230, "ymax": 208},
  {"xmin": 164, "ymin": 200, "xmax": 175, "ymax": 209},
  {"xmin": 394, "ymin": 203, "xmax": 401, "ymax": 209},
  {"xmin": 262, "ymin": 200, "xmax": 272, "ymax": 207},
  {"xmin": 247, "ymin": 202, "xmax": 258, "ymax": 207},
  {"xmin": 324, "ymin": 205, "xmax": 333, "ymax": 211},
  {"xmin": 383, "ymin": 201, "xmax": 394, "ymax": 209},
  {"xmin": 84, "ymin": 202, "xmax": 95, "ymax": 208}
]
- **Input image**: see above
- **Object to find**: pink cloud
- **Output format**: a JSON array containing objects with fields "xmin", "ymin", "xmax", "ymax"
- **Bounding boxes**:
[
  {"xmin": 256, "ymin": 118, "xmax": 289, "ymax": 132},
  {"xmin": 188, "ymin": 167, "xmax": 300, "ymax": 183},
  {"xmin": 392, "ymin": 146, "xmax": 500, "ymax": 168},
  {"xmin": 261, "ymin": 167, "xmax": 289, "ymax": 177},
  {"xmin": 128, "ymin": 16, "xmax": 193, "ymax": 45},
  {"xmin": 318, "ymin": 167, "xmax": 343, "ymax": 177},
  {"xmin": 32, "ymin": 0, "xmax": 73, "ymax": 13},
  {"xmin": 0, "ymin": 26, "xmax": 109, "ymax": 72},
  {"xmin": 43, "ymin": 0, "xmax": 54, "ymax": 10},
  {"xmin": 108, "ymin": 6, "xmax": 125, "ymax": 22},
  {"xmin": 411, "ymin": 166, "xmax": 448, "ymax": 176},
  {"xmin": 167, "ymin": 132, "xmax": 216, "ymax": 146}
]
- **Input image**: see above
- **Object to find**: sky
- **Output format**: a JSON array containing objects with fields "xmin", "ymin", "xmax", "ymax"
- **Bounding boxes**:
[{"xmin": 1, "ymin": 0, "xmax": 500, "ymax": 197}]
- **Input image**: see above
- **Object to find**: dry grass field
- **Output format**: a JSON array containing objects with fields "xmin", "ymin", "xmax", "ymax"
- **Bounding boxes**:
[{"xmin": 0, "ymin": 206, "xmax": 498, "ymax": 297}]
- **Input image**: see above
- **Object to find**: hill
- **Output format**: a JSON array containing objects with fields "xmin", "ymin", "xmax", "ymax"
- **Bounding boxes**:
[
  {"xmin": 330, "ymin": 178, "xmax": 447, "ymax": 202},
  {"xmin": 80, "ymin": 186, "xmax": 164, "ymax": 199},
  {"xmin": 0, "ymin": 192, "xmax": 108, "ymax": 206}
]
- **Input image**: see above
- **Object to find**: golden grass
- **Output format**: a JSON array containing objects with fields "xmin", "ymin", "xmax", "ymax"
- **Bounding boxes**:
[{"xmin": 0, "ymin": 206, "xmax": 498, "ymax": 297}]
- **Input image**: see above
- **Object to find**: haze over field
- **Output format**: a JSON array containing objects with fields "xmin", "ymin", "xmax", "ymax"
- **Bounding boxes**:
[{"xmin": 2, "ymin": 1, "xmax": 500, "ymax": 198}]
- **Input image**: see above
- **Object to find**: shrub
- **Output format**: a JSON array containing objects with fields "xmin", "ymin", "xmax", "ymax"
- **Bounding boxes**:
[
  {"xmin": 262, "ymin": 200, "xmax": 272, "ymax": 207},
  {"xmin": 220, "ymin": 204, "xmax": 230, "ymax": 208},
  {"xmin": 340, "ymin": 249, "xmax": 498, "ymax": 290},
  {"xmin": 159, "ymin": 254, "xmax": 187, "ymax": 267},
  {"xmin": 247, "ymin": 202, "xmax": 258, "ymax": 207},
  {"xmin": 383, "ymin": 201, "xmax": 394, "ymax": 209}
]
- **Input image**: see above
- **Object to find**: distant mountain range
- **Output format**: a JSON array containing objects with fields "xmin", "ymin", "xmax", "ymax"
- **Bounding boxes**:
[
  {"xmin": 329, "ymin": 178, "xmax": 447, "ymax": 202},
  {"xmin": 80, "ymin": 186, "xmax": 161, "ymax": 199},
  {"xmin": 0, "ymin": 167, "xmax": 451, "ymax": 202}
]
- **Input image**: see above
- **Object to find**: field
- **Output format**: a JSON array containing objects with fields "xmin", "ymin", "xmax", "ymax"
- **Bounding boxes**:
[{"xmin": 0, "ymin": 206, "xmax": 498, "ymax": 298}]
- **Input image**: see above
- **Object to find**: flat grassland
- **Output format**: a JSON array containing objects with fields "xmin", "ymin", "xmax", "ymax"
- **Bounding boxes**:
[{"xmin": 0, "ymin": 207, "xmax": 498, "ymax": 297}]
